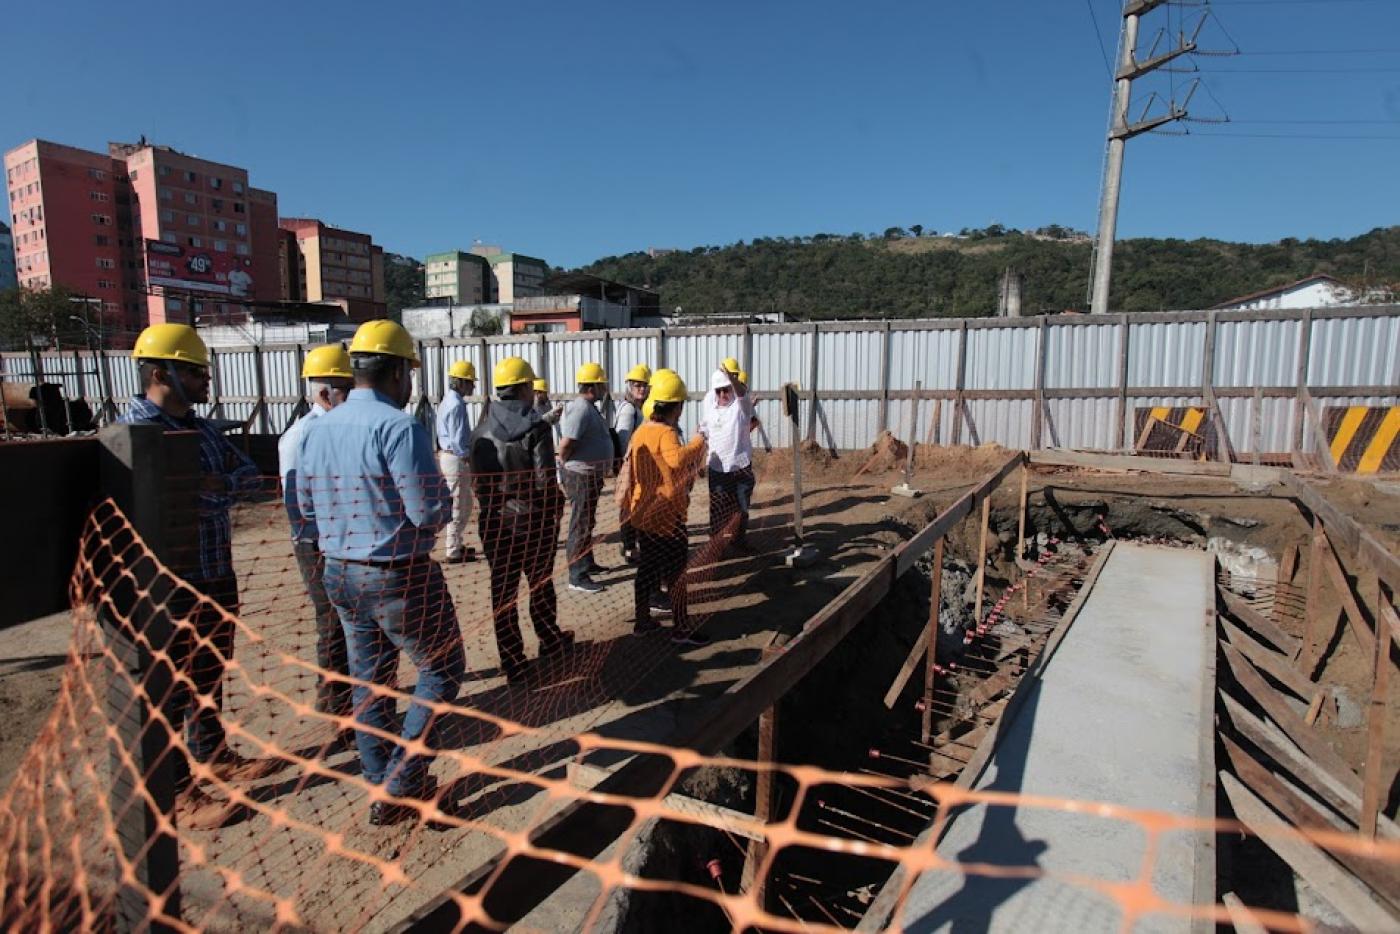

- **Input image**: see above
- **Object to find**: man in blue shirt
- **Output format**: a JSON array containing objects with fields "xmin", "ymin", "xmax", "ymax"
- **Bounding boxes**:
[
  {"xmin": 297, "ymin": 319, "xmax": 465, "ymax": 826},
  {"xmin": 119, "ymin": 323, "xmax": 273, "ymax": 827},
  {"xmin": 434, "ymin": 359, "xmax": 477, "ymax": 563},
  {"xmin": 278, "ymin": 344, "xmax": 355, "ymax": 733}
]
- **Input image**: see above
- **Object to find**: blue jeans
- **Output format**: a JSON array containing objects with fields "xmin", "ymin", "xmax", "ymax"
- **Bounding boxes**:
[
  {"xmin": 323, "ymin": 556, "xmax": 465, "ymax": 795},
  {"xmin": 708, "ymin": 466, "xmax": 755, "ymax": 542}
]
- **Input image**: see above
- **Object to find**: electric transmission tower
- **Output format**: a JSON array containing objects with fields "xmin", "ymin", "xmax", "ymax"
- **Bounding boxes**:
[{"xmin": 1088, "ymin": 0, "xmax": 1203, "ymax": 314}]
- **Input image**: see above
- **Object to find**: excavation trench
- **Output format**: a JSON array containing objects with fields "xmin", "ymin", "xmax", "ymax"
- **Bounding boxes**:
[{"xmin": 603, "ymin": 480, "xmax": 1293, "ymax": 932}]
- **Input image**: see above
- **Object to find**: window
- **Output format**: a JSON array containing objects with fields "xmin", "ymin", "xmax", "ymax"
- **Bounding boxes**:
[
  {"xmin": 89, "ymin": 190, "xmax": 109, "ymax": 202},
  {"xmin": 210, "ymin": 177, "xmax": 222, "ymax": 190},
  {"xmin": 162, "ymin": 232, "xmax": 177, "ymax": 243},
  {"xmin": 235, "ymin": 223, "xmax": 246, "ymax": 236},
  {"xmin": 183, "ymin": 170, "xmax": 197, "ymax": 183},
  {"xmin": 232, "ymin": 181, "xmax": 244, "ymax": 194},
  {"xmin": 188, "ymin": 236, "xmax": 202, "ymax": 247},
  {"xmin": 160, "ymin": 209, "xmax": 174, "ymax": 222},
  {"xmin": 96, "ymin": 257, "xmax": 114, "ymax": 269},
  {"xmin": 213, "ymin": 219, "xmax": 226, "ymax": 232},
  {"xmin": 90, "ymin": 213, "xmax": 112, "ymax": 225},
  {"xmin": 87, "ymin": 168, "xmax": 106, "ymax": 180},
  {"xmin": 167, "ymin": 298, "xmax": 182, "ymax": 311},
  {"xmin": 96, "ymin": 278, "xmax": 115, "ymax": 290},
  {"xmin": 94, "ymin": 235, "xmax": 111, "ymax": 246},
  {"xmin": 103, "ymin": 301, "xmax": 120, "ymax": 315},
  {"xmin": 187, "ymin": 214, "xmax": 199, "ymax": 225},
  {"xmin": 233, "ymin": 202, "xmax": 245, "ymax": 213},
  {"xmin": 184, "ymin": 192, "xmax": 197, "ymax": 205},
  {"xmin": 235, "ymin": 243, "xmax": 250, "ymax": 256},
  {"xmin": 129, "ymin": 169, "xmax": 139, "ymax": 181},
  {"xmin": 214, "ymin": 239, "xmax": 227, "ymax": 252},
  {"xmin": 159, "ymin": 186, "xmax": 172, "ymax": 200},
  {"xmin": 158, "ymin": 165, "xmax": 171, "ymax": 177}
]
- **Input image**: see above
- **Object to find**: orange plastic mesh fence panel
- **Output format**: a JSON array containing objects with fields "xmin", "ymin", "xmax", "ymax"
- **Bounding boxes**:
[{"xmin": 2, "ymin": 457, "xmax": 1397, "ymax": 931}]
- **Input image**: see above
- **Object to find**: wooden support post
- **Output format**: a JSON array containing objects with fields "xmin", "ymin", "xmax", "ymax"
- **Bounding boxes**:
[
  {"xmin": 784, "ymin": 384, "xmax": 806, "ymax": 542},
  {"xmin": 1278, "ymin": 542, "xmax": 1300, "ymax": 588},
  {"xmin": 902, "ymin": 381, "xmax": 920, "ymax": 486},
  {"xmin": 251, "ymin": 344, "xmax": 270, "ymax": 434},
  {"xmin": 877, "ymin": 321, "xmax": 891, "ymax": 434},
  {"xmin": 804, "ymin": 323, "xmax": 819, "ymax": 445},
  {"xmin": 1115, "ymin": 313, "xmax": 1130, "ymax": 451},
  {"xmin": 1251, "ymin": 385, "xmax": 1263, "ymax": 466},
  {"xmin": 930, "ymin": 398, "xmax": 942, "ymax": 446},
  {"xmin": 742, "ymin": 648, "xmax": 778, "ymax": 906},
  {"xmin": 1298, "ymin": 518, "xmax": 1326, "ymax": 670},
  {"xmin": 974, "ymin": 495, "xmax": 991, "ymax": 624},
  {"xmin": 98, "ymin": 423, "xmax": 189, "ymax": 933},
  {"xmin": 1292, "ymin": 310, "xmax": 1313, "ymax": 454},
  {"xmin": 921, "ymin": 538, "xmax": 945, "ymax": 746},
  {"xmin": 1031, "ymin": 317, "xmax": 1046, "ymax": 450},
  {"xmin": 1361, "ymin": 587, "xmax": 1396, "ymax": 839},
  {"xmin": 208, "ymin": 348, "xmax": 224, "ymax": 419},
  {"xmin": 1017, "ymin": 465, "xmax": 1029, "ymax": 563},
  {"xmin": 951, "ymin": 321, "xmax": 968, "ymax": 446}
]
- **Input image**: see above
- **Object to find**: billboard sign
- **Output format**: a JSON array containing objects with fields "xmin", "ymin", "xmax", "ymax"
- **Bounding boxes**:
[{"xmin": 145, "ymin": 239, "xmax": 254, "ymax": 298}]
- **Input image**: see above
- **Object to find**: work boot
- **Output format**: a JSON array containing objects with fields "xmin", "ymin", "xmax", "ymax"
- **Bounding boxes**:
[
  {"xmin": 568, "ymin": 576, "xmax": 605, "ymax": 594},
  {"xmin": 176, "ymin": 784, "xmax": 248, "ymax": 831},
  {"xmin": 369, "ymin": 776, "xmax": 439, "ymax": 827},
  {"xmin": 446, "ymin": 548, "xmax": 477, "ymax": 564},
  {"xmin": 648, "ymin": 593, "xmax": 672, "ymax": 615},
  {"xmin": 539, "ymin": 631, "xmax": 576, "ymax": 658}
]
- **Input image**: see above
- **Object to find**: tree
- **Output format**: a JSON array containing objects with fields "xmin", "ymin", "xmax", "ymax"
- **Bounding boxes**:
[
  {"xmin": 0, "ymin": 286, "xmax": 83, "ymax": 352},
  {"xmin": 909, "ymin": 224, "xmax": 924, "ymax": 238},
  {"xmin": 467, "ymin": 308, "xmax": 503, "ymax": 336},
  {"xmin": 883, "ymin": 227, "xmax": 908, "ymax": 240},
  {"xmin": 382, "ymin": 253, "xmax": 424, "ymax": 317}
]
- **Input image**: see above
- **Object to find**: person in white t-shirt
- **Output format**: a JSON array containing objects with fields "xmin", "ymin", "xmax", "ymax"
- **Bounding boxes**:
[{"xmin": 697, "ymin": 363, "xmax": 756, "ymax": 551}]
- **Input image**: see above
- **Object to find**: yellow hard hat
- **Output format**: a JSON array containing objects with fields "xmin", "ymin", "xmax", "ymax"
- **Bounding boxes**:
[
  {"xmin": 625, "ymin": 363, "xmax": 651, "ymax": 383},
  {"xmin": 721, "ymin": 357, "xmax": 740, "ymax": 375},
  {"xmin": 642, "ymin": 397, "xmax": 656, "ymax": 420},
  {"xmin": 131, "ymin": 323, "xmax": 210, "ymax": 368},
  {"xmin": 738, "ymin": 370, "xmax": 749, "ymax": 384},
  {"xmin": 576, "ymin": 362, "xmax": 607, "ymax": 385},
  {"xmin": 649, "ymin": 369, "xmax": 687, "ymax": 403},
  {"xmin": 533, "ymin": 378, "xmax": 549, "ymax": 392},
  {"xmin": 302, "ymin": 344, "xmax": 352, "ymax": 379},
  {"xmin": 493, "ymin": 356, "xmax": 535, "ymax": 388},
  {"xmin": 449, "ymin": 359, "xmax": 477, "ymax": 381},
  {"xmin": 349, "ymin": 319, "xmax": 419, "ymax": 367}
]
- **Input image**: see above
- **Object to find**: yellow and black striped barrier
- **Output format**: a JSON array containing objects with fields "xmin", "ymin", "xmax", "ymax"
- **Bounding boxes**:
[
  {"xmin": 1133, "ymin": 406, "xmax": 1211, "ymax": 458},
  {"xmin": 1324, "ymin": 405, "xmax": 1400, "ymax": 474}
]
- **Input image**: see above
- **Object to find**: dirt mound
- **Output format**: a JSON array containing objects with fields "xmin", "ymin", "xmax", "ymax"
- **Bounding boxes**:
[{"xmin": 853, "ymin": 430, "xmax": 910, "ymax": 477}]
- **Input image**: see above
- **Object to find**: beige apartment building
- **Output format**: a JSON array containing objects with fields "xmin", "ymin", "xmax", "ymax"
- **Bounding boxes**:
[
  {"xmin": 470, "ymin": 245, "xmax": 547, "ymax": 303},
  {"xmin": 424, "ymin": 250, "xmax": 490, "ymax": 304},
  {"xmin": 279, "ymin": 218, "xmax": 386, "ymax": 321}
]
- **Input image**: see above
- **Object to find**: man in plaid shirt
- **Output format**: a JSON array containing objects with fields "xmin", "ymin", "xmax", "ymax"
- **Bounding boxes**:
[{"xmin": 119, "ymin": 324, "xmax": 276, "ymax": 827}]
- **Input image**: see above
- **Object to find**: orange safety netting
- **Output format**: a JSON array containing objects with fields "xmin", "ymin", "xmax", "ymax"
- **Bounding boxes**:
[{"xmin": 1, "ymin": 454, "xmax": 1397, "ymax": 932}]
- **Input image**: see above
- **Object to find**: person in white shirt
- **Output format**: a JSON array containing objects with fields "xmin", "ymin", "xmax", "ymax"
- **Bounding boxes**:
[
  {"xmin": 435, "ymin": 359, "xmax": 477, "ymax": 562},
  {"xmin": 613, "ymin": 362, "xmax": 651, "ymax": 564},
  {"xmin": 277, "ymin": 344, "xmax": 355, "ymax": 726},
  {"xmin": 698, "ymin": 361, "xmax": 756, "ymax": 551}
]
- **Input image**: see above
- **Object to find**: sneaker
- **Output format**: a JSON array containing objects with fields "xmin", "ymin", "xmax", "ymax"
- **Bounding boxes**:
[
  {"xmin": 568, "ymin": 577, "xmax": 606, "ymax": 594},
  {"xmin": 670, "ymin": 629, "xmax": 710, "ymax": 647},
  {"xmin": 445, "ymin": 548, "xmax": 477, "ymax": 564},
  {"xmin": 633, "ymin": 617, "xmax": 661, "ymax": 635},
  {"xmin": 648, "ymin": 593, "xmax": 672, "ymax": 615}
]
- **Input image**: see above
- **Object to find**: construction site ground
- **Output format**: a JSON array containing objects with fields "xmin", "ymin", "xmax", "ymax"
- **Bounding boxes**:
[{"xmin": 3, "ymin": 442, "xmax": 1400, "ymax": 930}]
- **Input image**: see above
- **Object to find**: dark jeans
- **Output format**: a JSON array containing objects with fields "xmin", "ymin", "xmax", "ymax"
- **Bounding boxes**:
[
  {"xmin": 164, "ymin": 576, "xmax": 240, "ymax": 787},
  {"xmin": 708, "ymin": 466, "xmax": 756, "ymax": 542},
  {"xmin": 323, "ymin": 556, "xmax": 465, "ymax": 795},
  {"xmin": 621, "ymin": 520, "xmax": 637, "ymax": 555},
  {"xmin": 635, "ymin": 527, "xmax": 690, "ymax": 630},
  {"xmin": 294, "ymin": 541, "xmax": 351, "ymax": 717},
  {"xmin": 480, "ymin": 509, "xmax": 565, "ymax": 672},
  {"xmin": 562, "ymin": 469, "xmax": 604, "ymax": 582}
]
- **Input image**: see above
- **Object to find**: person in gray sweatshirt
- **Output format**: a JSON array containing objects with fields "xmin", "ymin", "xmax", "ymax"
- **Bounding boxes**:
[{"xmin": 469, "ymin": 357, "xmax": 573, "ymax": 683}]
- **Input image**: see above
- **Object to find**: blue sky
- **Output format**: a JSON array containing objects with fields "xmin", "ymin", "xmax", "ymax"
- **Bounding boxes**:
[{"xmin": 7, "ymin": 0, "xmax": 1398, "ymax": 267}]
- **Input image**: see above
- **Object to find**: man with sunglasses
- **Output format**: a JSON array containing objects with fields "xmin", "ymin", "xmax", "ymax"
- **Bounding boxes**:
[{"xmin": 120, "ymin": 323, "xmax": 274, "ymax": 828}]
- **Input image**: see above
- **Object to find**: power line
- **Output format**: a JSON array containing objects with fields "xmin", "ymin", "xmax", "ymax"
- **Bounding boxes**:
[
  {"xmin": 1163, "ymin": 130, "xmax": 1400, "ymax": 139},
  {"xmin": 1229, "ymin": 47, "xmax": 1400, "ymax": 55},
  {"xmin": 1084, "ymin": 0, "xmax": 1114, "ymax": 78},
  {"xmin": 1181, "ymin": 0, "xmax": 1393, "ymax": 6},
  {"xmin": 1224, "ymin": 118, "xmax": 1400, "ymax": 124},
  {"xmin": 1165, "ymin": 66, "xmax": 1400, "ymax": 73}
]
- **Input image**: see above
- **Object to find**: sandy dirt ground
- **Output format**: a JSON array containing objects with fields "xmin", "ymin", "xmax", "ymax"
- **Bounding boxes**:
[{"xmin": 2, "ymin": 443, "xmax": 1396, "ymax": 930}]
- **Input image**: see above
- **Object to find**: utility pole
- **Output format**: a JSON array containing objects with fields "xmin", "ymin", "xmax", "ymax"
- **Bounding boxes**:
[{"xmin": 1089, "ymin": 0, "xmax": 1198, "ymax": 314}]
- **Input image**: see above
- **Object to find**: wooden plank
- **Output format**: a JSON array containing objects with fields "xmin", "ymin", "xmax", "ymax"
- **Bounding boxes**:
[
  {"xmin": 1292, "ymin": 310, "xmax": 1313, "ymax": 454},
  {"xmin": 1220, "ymin": 773, "xmax": 1398, "ymax": 931},
  {"xmin": 1220, "ymin": 587, "xmax": 1302, "ymax": 658},
  {"xmin": 1221, "ymin": 641, "xmax": 1359, "ymax": 785},
  {"xmin": 1251, "ymin": 385, "xmax": 1264, "ymax": 467},
  {"xmin": 951, "ymin": 321, "xmax": 967, "ymax": 445},
  {"xmin": 921, "ymin": 538, "xmax": 945, "ymax": 745},
  {"xmin": 1220, "ymin": 693, "xmax": 1400, "ymax": 838},
  {"xmin": 1115, "ymin": 313, "xmax": 1130, "ymax": 451},
  {"xmin": 1283, "ymin": 473, "xmax": 1400, "ymax": 599},
  {"xmin": 973, "ymin": 496, "xmax": 991, "ymax": 623},
  {"xmin": 1028, "ymin": 449, "xmax": 1232, "ymax": 477},
  {"xmin": 1017, "ymin": 466, "xmax": 1029, "ymax": 563},
  {"xmin": 1221, "ymin": 736, "xmax": 1400, "ymax": 911},
  {"xmin": 1279, "ymin": 542, "xmax": 1300, "ymax": 587},
  {"xmin": 883, "ymin": 626, "xmax": 929, "ymax": 710},
  {"xmin": 1299, "ymin": 519, "xmax": 1328, "ymax": 670},
  {"xmin": 1220, "ymin": 616, "xmax": 1320, "ymax": 702},
  {"xmin": 568, "ymin": 761, "xmax": 765, "ymax": 843},
  {"xmin": 1317, "ymin": 523, "xmax": 1377, "ymax": 657},
  {"xmin": 857, "ymin": 543, "xmax": 1115, "ymax": 932},
  {"xmin": 1222, "ymin": 892, "xmax": 1269, "ymax": 934},
  {"xmin": 1362, "ymin": 594, "xmax": 1397, "ymax": 839}
]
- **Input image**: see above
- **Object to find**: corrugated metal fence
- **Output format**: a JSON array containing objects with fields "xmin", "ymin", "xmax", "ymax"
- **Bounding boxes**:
[{"xmin": 4, "ymin": 306, "xmax": 1398, "ymax": 460}]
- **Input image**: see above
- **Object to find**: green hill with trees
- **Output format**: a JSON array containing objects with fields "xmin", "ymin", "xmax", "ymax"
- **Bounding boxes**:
[{"xmin": 576, "ymin": 226, "xmax": 1400, "ymax": 319}]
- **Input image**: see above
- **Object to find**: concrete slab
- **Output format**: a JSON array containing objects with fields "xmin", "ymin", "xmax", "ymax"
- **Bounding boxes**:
[{"xmin": 899, "ymin": 543, "xmax": 1215, "ymax": 934}]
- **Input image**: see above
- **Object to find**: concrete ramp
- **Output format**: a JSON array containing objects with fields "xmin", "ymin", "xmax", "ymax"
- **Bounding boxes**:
[{"xmin": 900, "ymin": 542, "xmax": 1215, "ymax": 933}]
